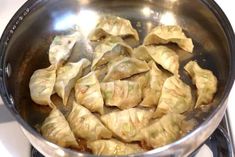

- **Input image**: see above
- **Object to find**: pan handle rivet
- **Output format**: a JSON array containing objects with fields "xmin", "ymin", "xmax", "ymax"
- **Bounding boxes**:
[
  {"xmin": 5, "ymin": 63, "xmax": 12, "ymax": 77},
  {"xmin": 9, "ymin": 95, "xmax": 14, "ymax": 107}
]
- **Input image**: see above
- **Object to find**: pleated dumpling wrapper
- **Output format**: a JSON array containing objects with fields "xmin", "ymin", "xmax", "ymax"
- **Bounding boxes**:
[
  {"xmin": 87, "ymin": 139, "xmax": 144, "ymax": 156},
  {"xmin": 55, "ymin": 59, "xmax": 91, "ymax": 106},
  {"xmin": 29, "ymin": 65, "xmax": 56, "ymax": 108},
  {"xmin": 49, "ymin": 32, "xmax": 80, "ymax": 67},
  {"xmin": 133, "ymin": 45, "xmax": 179, "ymax": 75},
  {"xmin": 41, "ymin": 108, "xmax": 79, "ymax": 148},
  {"xmin": 140, "ymin": 61, "xmax": 169, "ymax": 107},
  {"xmin": 67, "ymin": 101, "xmax": 112, "ymax": 140},
  {"xmin": 75, "ymin": 72, "xmax": 104, "ymax": 114},
  {"xmin": 154, "ymin": 76, "xmax": 193, "ymax": 118},
  {"xmin": 132, "ymin": 45, "xmax": 153, "ymax": 62},
  {"xmin": 100, "ymin": 108, "xmax": 153, "ymax": 142},
  {"xmin": 91, "ymin": 37, "xmax": 133, "ymax": 70},
  {"xmin": 184, "ymin": 61, "xmax": 217, "ymax": 108},
  {"xmin": 94, "ymin": 65, "xmax": 108, "ymax": 82},
  {"xmin": 103, "ymin": 57, "xmax": 150, "ymax": 82},
  {"xmin": 144, "ymin": 25, "xmax": 194, "ymax": 53},
  {"xmin": 89, "ymin": 16, "xmax": 139, "ymax": 41},
  {"xmin": 137, "ymin": 113, "xmax": 194, "ymax": 148},
  {"xmin": 100, "ymin": 80, "xmax": 142, "ymax": 109},
  {"xmin": 127, "ymin": 72, "xmax": 150, "ymax": 91}
]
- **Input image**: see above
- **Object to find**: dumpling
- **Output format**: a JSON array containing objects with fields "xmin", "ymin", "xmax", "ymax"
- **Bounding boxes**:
[
  {"xmin": 67, "ymin": 101, "xmax": 112, "ymax": 140},
  {"xmin": 49, "ymin": 32, "xmax": 79, "ymax": 66},
  {"xmin": 100, "ymin": 108, "xmax": 153, "ymax": 142},
  {"xmin": 100, "ymin": 80, "xmax": 142, "ymax": 109},
  {"xmin": 29, "ymin": 65, "xmax": 56, "ymax": 108},
  {"xmin": 75, "ymin": 72, "xmax": 104, "ymax": 114},
  {"xmin": 132, "ymin": 45, "xmax": 152, "ymax": 62},
  {"xmin": 103, "ymin": 57, "xmax": 150, "ymax": 82},
  {"xmin": 55, "ymin": 59, "xmax": 91, "ymax": 105},
  {"xmin": 184, "ymin": 61, "xmax": 217, "ymax": 108},
  {"xmin": 89, "ymin": 16, "xmax": 139, "ymax": 41},
  {"xmin": 137, "ymin": 113, "xmax": 188, "ymax": 148},
  {"xmin": 133, "ymin": 45, "xmax": 179, "ymax": 75},
  {"xmin": 140, "ymin": 61, "xmax": 169, "ymax": 107},
  {"xmin": 94, "ymin": 65, "xmax": 108, "ymax": 82},
  {"xmin": 127, "ymin": 72, "xmax": 150, "ymax": 91},
  {"xmin": 92, "ymin": 37, "xmax": 132, "ymax": 69},
  {"xmin": 145, "ymin": 46, "xmax": 179, "ymax": 75},
  {"xmin": 87, "ymin": 139, "xmax": 144, "ymax": 156},
  {"xmin": 144, "ymin": 25, "xmax": 194, "ymax": 53},
  {"xmin": 41, "ymin": 108, "xmax": 78, "ymax": 148},
  {"xmin": 68, "ymin": 36, "xmax": 94, "ymax": 62},
  {"xmin": 91, "ymin": 36, "xmax": 133, "ymax": 70},
  {"xmin": 154, "ymin": 76, "xmax": 193, "ymax": 118}
]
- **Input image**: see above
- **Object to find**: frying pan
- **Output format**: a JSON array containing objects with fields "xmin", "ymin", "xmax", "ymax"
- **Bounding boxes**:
[{"xmin": 0, "ymin": 0, "xmax": 235, "ymax": 156}]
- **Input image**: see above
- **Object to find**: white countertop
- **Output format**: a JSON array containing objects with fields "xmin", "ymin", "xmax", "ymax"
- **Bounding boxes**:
[{"xmin": 0, "ymin": 0, "xmax": 234, "ymax": 157}]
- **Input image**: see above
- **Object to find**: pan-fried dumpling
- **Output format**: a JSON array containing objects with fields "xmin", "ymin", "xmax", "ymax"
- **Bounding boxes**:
[
  {"xmin": 133, "ymin": 45, "xmax": 179, "ymax": 75},
  {"xmin": 154, "ymin": 76, "xmax": 193, "ymax": 118},
  {"xmin": 67, "ymin": 102, "xmax": 112, "ymax": 140},
  {"xmin": 94, "ymin": 65, "xmax": 108, "ymax": 82},
  {"xmin": 184, "ymin": 61, "xmax": 217, "ymax": 108},
  {"xmin": 137, "ymin": 113, "xmax": 187, "ymax": 148},
  {"xmin": 87, "ymin": 139, "xmax": 144, "ymax": 156},
  {"xmin": 144, "ymin": 25, "xmax": 194, "ymax": 53},
  {"xmin": 133, "ymin": 45, "xmax": 152, "ymax": 62},
  {"xmin": 146, "ymin": 46, "xmax": 179, "ymax": 75},
  {"xmin": 100, "ymin": 80, "xmax": 142, "ymax": 109},
  {"xmin": 103, "ymin": 57, "xmax": 150, "ymax": 82},
  {"xmin": 140, "ymin": 61, "xmax": 169, "ymax": 107},
  {"xmin": 75, "ymin": 72, "xmax": 104, "ymax": 114},
  {"xmin": 89, "ymin": 16, "xmax": 139, "ymax": 41},
  {"xmin": 100, "ymin": 108, "xmax": 153, "ymax": 142},
  {"xmin": 55, "ymin": 59, "xmax": 91, "ymax": 105},
  {"xmin": 92, "ymin": 37, "xmax": 133, "ymax": 70},
  {"xmin": 41, "ymin": 108, "xmax": 78, "ymax": 148},
  {"xmin": 29, "ymin": 65, "xmax": 56, "ymax": 108},
  {"xmin": 49, "ymin": 32, "xmax": 79, "ymax": 66},
  {"xmin": 128, "ymin": 72, "xmax": 150, "ymax": 91}
]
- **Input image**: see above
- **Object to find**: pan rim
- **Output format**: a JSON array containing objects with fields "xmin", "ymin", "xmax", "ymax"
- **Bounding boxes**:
[{"xmin": 0, "ymin": 0, "xmax": 234, "ymax": 156}]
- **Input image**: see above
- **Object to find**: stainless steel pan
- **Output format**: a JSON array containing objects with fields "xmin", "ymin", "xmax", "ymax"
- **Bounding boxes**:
[{"xmin": 0, "ymin": 0, "xmax": 235, "ymax": 156}]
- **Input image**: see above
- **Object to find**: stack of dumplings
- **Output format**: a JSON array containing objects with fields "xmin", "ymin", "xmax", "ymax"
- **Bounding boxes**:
[{"xmin": 29, "ymin": 15, "xmax": 218, "ymax": 156}]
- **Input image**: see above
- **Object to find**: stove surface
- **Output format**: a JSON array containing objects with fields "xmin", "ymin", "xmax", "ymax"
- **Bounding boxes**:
[{"xmin": 0, "ymin": 0, "xmax": 235, "ymax": 157}]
